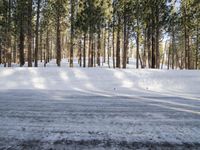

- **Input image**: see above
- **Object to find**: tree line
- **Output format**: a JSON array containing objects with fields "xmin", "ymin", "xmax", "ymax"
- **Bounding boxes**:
[{"xmin": 0, "ymin": 0, "xmax": 199, "ymax": 69}]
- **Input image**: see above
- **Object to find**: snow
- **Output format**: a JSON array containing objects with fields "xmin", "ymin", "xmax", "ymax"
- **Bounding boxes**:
[
  {"xmin": 0, "ymin": 59, "xmax": 200, "ymax": 149},
  {"xmin": 0, "ymin": 62, "xmax": 199, "ymax": 97}
]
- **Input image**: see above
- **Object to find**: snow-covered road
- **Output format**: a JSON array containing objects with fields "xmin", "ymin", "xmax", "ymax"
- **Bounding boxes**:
[{"xmin": 0, "ymin": 89, "xmax": 200, "ymax": 149}]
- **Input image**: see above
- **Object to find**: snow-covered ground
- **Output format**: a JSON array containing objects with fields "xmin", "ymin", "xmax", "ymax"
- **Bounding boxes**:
[{"xmin": 0, "ymin": 59, "xmax": 200, "ymax": 149}]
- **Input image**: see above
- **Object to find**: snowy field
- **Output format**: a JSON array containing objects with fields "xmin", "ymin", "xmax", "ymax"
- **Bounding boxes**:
[{"xmin": 0, "ymin": 59, "xmax": 200, "ymax": 149}]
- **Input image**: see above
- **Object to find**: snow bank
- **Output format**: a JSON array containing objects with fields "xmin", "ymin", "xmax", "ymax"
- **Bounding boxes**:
[{"xmin": 0, "ymin": 63, "xmax": 199, "ymax": 98}]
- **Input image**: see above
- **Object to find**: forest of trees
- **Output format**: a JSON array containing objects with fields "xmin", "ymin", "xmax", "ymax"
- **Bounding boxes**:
[{"xmin": 0, "ymin": 0, "xmax": 199, "ymax": 69}]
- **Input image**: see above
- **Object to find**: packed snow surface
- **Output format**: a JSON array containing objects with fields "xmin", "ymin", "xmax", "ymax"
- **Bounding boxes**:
[{"xmin": 0, "ymin": 59, "xmax": 200, "ymax": 149}]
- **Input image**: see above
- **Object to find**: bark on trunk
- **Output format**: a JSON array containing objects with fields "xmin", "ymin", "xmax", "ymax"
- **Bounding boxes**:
[
  {"xmin": 34, "ymin": 0, "xmax": 41, "ymax": 67},
  {"xmin": 196, "ymin": 26, "xmax": 199, "ymax": 69},
  {"xmin": 103, "ymin": 30, "xmax": 106, "ymax": 64},
  {"xmin": 28, "ymin": 0, "xmax": 32, "ymax": 67},
  {"xmin": 116, "ymin": 15, "xmax": 121, "ymax": 68},
  {"xmin": 40, "ymin": 31, "xmax": 43, "ymax": 62},
  {"xmin": 97, "ymin": 31, "xmax": 101, "ymax": 66},
  {"xmin": 123, "ymin": 13, "xmax": 127, "ymax": 69},
  {"xmin": 46, "ymin": 29, "xmax": 50, "ymax": 63},
  {"xmin": 0, "ymin": 44, "xmax": 1, "ymax": 64},
  {"xmin": 88, "ymin": 32, "xmax": 92, "ymax": 67},
  {"xmin": 79, "ymin": 39, "xmax": 82, "ymax": 67},
  {"xmin": 19, "ymin": 13, "xmax": 25, "ymax": 67},
  {"xmin": 107, "ymin": 29, "xmax": 110, "ymax": 68},
  {"xmin": 143, "ymin": 28, "xmax": 147, "ymax": 68},
  {"xmin": 151, "ymin": 15, "xmax": 156, "ymax": 69},
  {"xmin": 147, "ymin": 22, "xmax": 151, "ymax": 68},
  {"xmin": 83, "ymin": 32, "xmax": 86, "ymax": 67},
  {"xmin": 70, "ymin": 0, "xmax": 74, "ymax": 67},
  {"xmin": 56, "ymin": 15, "xmax": 61, "ymax": 67},
  {"xmin": 172, "ymin": 24, "xmax": 175, "ymax": 69},
  {"xmin": 155, "ymin": 6, "xmax": 160, "ymax": 69}
]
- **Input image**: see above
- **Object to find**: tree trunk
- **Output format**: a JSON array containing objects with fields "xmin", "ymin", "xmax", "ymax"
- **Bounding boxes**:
[
  {"xmin": 19, "ymin": 26, "xmax": 25, "ymax": 67},
  {"xmin": 19, "ymin": 11, "xmax": 25, "ymax": 67},
  {"xmin": 28, "ymin": 0, "xmax": 32, "ymax": 67},
  {"xmin": 184, "ymin": 28, "xmax": 188, "ymax": 69},
  {"xmin": 34, "ymin": 0, "xmax": 41, "ymax": 67},
  {"xmin": 112, "ymin": 27, "xmax": 115, "ymax": 68},
  {"xmin": 97, "ymin": 31, "xmax": 101, "ymax": 66},
  {"xmin": 56, "ymin": 15, "xmax": 61, "ymax": 67},
  {"xmin": 147, "ymin": 22, "xmax": 151, "ymax": 68},
  {"xmin": 136, "ymin": 1, "xmax": 140, "ymax": 69},
  {"xmin": 143, "ymin": 28, "xmax": 147, "ymax": 68},
  {"xmin": 196, "ymin": 26, "xmax": 199, "ymax": 69},
  {"xmin": 46, "ymin": 29, "xmax": 50, "ymax": 63},
  {"xmin": 155, "ymin": 6, "xmax": 160, "ymax": 69},
  {"xmin": 79, "ymin": 38, "xmax": 82, "ymax": 67},
  {"xmin": 183, "ymin": 6, "xmax": 189, "ymax": 69},
  {"xmin": 50, "ymin": 36, "xmax": 53, "ymax": 60},
  {"xmin": 0, "ymin": 44, "xmax": 1, "ymax": 64},
  {"xmin": 123, "ymin": 13, "xmax": 127, "ymax": 69},
  {"xmin": 13, "ymin": 35, "xmax": 17, "ymax": 63},
  {"xmin": 112, "ymin": 4, "xmax": 115, "ymax": 69},
  {"xmin": 136, "ymin": 19, "xmax": 139, "ymax": 69},
  {"xmin": 83, "ymin": 32, "xmax": 86, "ymax": 67},
  {"xmin": 93, "ymin": 38, "xmax": 96, "ymax": 67},
  {"xmin": 151, "ymin": 15, "xmax": 156, "ymax": 69},
  {"xmin": 7, "ymin": 0, "xmax": 12, "ymax": 67},
  {"xmin": 116, "ymin": 15, "xmax": 121, "ymax": 68},
  {"xmin": 40, "ymin": 31, "xmax": 43, "ymax": 63},
  {"xmin": 188, "ymin": 35, "xmax": 192, "ymax": 69},
  {"xmin": 91, "ymin": 35, "xmax": 94, "ymax": 67},
  {"xmin": 88, "ymin": 32, "xmax": 92, "ymax": 67},
  {"xmin": 3, "ymin": 49, "xmax": 6, "ymax": 67},
  {"xmin": 70, "ymin": 0, "xmax": 74, "ymax": 67},
  {"xmin": 107, "ymin": 29, "xmax": 110, "ymax": 68},
  {"xmin": 172, "ymin": 24, "xmax": 175, "ymax": 69},
  {"xmin": 168, "ymin": 45, "xmax": 170, "ymax": 70},
  {"xmin": 103, "ymin": 29, "xmax": 106, "ymax": 64},
  {"xmin": 44, "ymin": 52, "xmax": 46, "ymax": 67}
]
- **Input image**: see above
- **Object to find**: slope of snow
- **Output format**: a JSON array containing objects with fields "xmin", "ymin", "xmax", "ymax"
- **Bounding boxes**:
[{"xmin": 0, "ymin": 60, "xmax": 199, "ymax": 98}]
